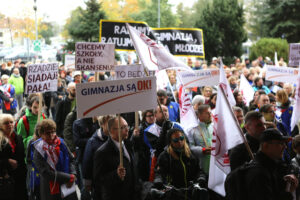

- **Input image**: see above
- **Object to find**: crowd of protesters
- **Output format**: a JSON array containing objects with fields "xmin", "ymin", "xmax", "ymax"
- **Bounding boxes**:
[{"xmin": 0, "ymin": 55, "xmax": 299, "ymax": 200}]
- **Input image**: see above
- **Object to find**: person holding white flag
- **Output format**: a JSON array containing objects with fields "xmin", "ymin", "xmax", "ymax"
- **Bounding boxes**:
[
  {"xmin": 126, "ymin": 23, "xmax": 194, "ymax": 73},
  {"xmin": 208, "ymin": 85, "xmax": 244, "ymax": 197}
]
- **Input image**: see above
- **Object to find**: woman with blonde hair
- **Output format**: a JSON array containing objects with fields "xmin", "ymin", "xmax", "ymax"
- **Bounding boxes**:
[
  {"xmin": 0, "ymin": 113, "xmax": 27, "ymax": 200},
  {"xmin": 155, "ymin": 128, "xmax": 207, "ymax": 191}
]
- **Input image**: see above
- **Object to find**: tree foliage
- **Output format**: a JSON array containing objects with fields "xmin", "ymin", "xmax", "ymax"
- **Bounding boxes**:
[
  {"xmin": 249, "ymin": 38, "xmax": 289, "ymax": 62},
  {"xmin": 195, "ymin": 0, "xmax": 247, "ymax": 64},
  {"xmin": 130, "ymin": 0, "xmax": 180, "ymax": 28},
  {"xmin": 64, "ymin": 0, "xmax": 106, "ymax": 50},
  {"xmin": 38, "ymin": 21, "xmax": 57, "ymax": 44},
  {"xmin": 101, "ymin": 0, "xmax": 141, "ymax": 20},
  {"xmin": 249, "ymin": 0, "xmax": 300, "ymax": 42}
]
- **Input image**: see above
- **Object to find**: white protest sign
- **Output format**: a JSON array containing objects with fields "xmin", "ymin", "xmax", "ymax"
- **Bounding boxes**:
[
  {"xmin": 65, "ymin": 55, "xmax": 75, "ymax": 69},
  {"xmin": 76, "ymin": 76, "xmax": 157, "ymax": 119},
  {"xmin": 265, "ymin": 65, "xmax": 298, "ymax": 84},
  {"xmin": 26, "ymin": 63, "xmax": 58, "ymax": 94},
  {"xmin": 75, "ymin": 42, "xmax": 115, "ymax": 71},
  {"xmin": 289, "ymin": 43, "xmax": 300, "ymax": 67},
  {"xmin": 114, "ymin": 64, "xmax": 155, "ymax": 80},
  {"xmin": 177, "ymin": 69, "xmax": 220, "ymax": 88}
]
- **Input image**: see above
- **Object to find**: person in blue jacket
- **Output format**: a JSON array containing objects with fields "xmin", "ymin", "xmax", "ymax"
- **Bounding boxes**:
[{"xmin": 157, "ymin": 89, "xmax": 180, "ymax": 122}]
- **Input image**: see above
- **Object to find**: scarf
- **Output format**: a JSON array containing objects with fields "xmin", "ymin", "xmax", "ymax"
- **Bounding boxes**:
[
  {"xmin": 41, "ymin": 136, "xmax": 61, "ymax": 195},
  {"xmin": 8, "ymin": 132, "xmax": 16, "ymax": 153},
  {"xmin": 13, "ymin": 74, "xmax": 20, "ymax": 78}
]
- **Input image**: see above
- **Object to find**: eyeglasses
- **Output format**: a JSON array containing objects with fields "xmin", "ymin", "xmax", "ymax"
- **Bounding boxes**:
[
  {"xmin": 172, "ymin": 136, "xmax": 185, "ymax": 143},
  {"xmin": 4, "ymin": 121, "xmax": 14, "ymax": 125},
  {"xmin": 146, "ymin": 115, "xmax": 154, "ymax": 118},
  {"xmin": 113, "ymin": 125, "xmax": 129, "ymax": 130}
]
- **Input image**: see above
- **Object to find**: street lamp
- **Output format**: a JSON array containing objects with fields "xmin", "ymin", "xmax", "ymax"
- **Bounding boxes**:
[{"xmin": 33, "ymin": 0, "xmax": 38, "ymax": 41}]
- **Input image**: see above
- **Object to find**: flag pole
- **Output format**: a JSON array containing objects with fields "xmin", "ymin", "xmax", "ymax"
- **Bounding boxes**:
[
  {"xmin": 37, "ymin": 93, "xmax": 43, "ymax": 123},
  {"xmin": 219, "ymin": 85, "xmax": 254, "ymax": 160},
  {"xmin": 117, "ymin": 114, "xmax": 124, "ymax": 180}
]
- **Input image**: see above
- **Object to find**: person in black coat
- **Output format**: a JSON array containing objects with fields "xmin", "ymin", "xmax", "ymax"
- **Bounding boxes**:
[
  {"xmin": 244, "ymin": 129, "xmax": 298, "ymax": 200},
  {"xmin": 93, "ymin": 116, "xmax": 139, "ymax": 200},
  {"xmin": 82, "ymin": 115, "xmax": 114, "ymax": 197},
  {"xmin": 0, "ymin": 114, "xmax": 27, "ymax": 200},
  {"xmin": 155, "ymin": 128, "xmax": 207, "ymax": 189},
  {"xmin": 55, "ymin": 82, "xmax": 76, "ymax": 137},
  {"xmin": 229, "ymin": 111, "xmax": 266, "ymax": 170}
]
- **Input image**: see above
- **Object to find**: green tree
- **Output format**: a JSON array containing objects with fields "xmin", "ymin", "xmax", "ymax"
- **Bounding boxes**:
[
  {"xmin": 130, "ymin": 0, "xmax": 180, "ymax": 28},
  {"xmin": 249, "ymin": 38, "xmax": 289, "ymax": 62},
  {"xmin": 195, "ymin": 0, "xmax": 247, "ymax": 64},
  {"xmin": 38, "ymin": 21, "xmax": 56, "ymax": 44},
  {"xmin": 64, "ymin": 0, "xmax": 106, "ymax": 50},
  {"xmin": 262, "ymin": 0, "xmax": 300, "ymax": 43}
]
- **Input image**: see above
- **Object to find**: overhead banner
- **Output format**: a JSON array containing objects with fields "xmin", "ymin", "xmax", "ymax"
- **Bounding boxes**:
[
  {"xmin": 26, "ymin": 63, "xmax": 58, "ymax": 94},
  {"xmin": 76, "ymin": 76, "xmax": 157, "ymax": 119},
  {"xmin": 75, "ymin": 42, "xmax": 115, "ymax": 71},
  {"xmin": 65, "ymin": 55, "xmax": 75, "ymax": 69},
  {"xmin": 265, "ymin": 65, "xmax": 298, "ymax": 84},
  {"xmin": 99, "ymin": 20, "xmax": 155, "ymax": 51},
  {"xmin": 152, "ymin": 28, "xmax": 205, "ymax": 58},
  {"xmin": 178, "ymin": 69, "xmax": 220, "ymax": 88},
  {"xmin": 289, "ymin": 43, "xmax": 300, "ymax": 67},
  {"xmin": 114, "ymin": 64, "xmax": 155, "ymax": 80}
]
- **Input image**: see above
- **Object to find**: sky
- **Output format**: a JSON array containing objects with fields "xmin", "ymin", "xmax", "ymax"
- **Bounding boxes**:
[{"xmin": 0, "ymin": 0, "xmax": 195, "ymax": 25}]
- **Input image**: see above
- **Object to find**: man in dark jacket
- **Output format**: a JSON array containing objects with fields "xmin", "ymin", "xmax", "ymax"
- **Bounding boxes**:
[
  {"xmin": 82, "ymin": 115, "xmax": 114, "ymax": 198},
  {"xmin": 229, "ymin": 111, "xmax": 266, "ymax": 170},
  {"xmin": 55, "ymin": 82, "xmax": 76, "ymax": 137},
  {"xmin": 93, "ymin": 116, "xmax": 139, "ymax": 200},
  {"xmin": 73, "ymin": 117, "xmax": 99, "ymax": 200},
  {"xmin": 244, "ymin": 128, "xmax": 298, "ymax": 200}
]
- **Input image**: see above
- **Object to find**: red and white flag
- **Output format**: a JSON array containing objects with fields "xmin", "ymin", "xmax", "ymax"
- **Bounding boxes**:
[
  {"xmin": 219, "ymin": 59, "xmax": 236, "ymax": 106},
  {"xmin": 208, "ymin": 85, "xmax": 244, "ymax": 196},
  {"xmin": 126, "ymin": 23, "xmax": 194, "ymax": 72},
  {"xmin": 291, "ymin": 63, "xmax": 300, "ymax": 130},
  {"xmin": 239, "ymin": 74, "xmax": 255, "ymax": 106},
  {"xmin": 178, "ymin": 85, "xmax": 198, "ymax": 132}
]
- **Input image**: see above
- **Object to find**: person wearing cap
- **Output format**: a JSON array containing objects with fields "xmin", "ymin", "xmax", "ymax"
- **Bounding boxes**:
[
  {"xmin": 72, "ymin": 71, "xmax": 82, "ymax": 84},
  {"xmin": 229, "ymin": 111, "xmax": 266, "ymax": 170},
  {"xmin": 244, "ymin": 128, "xmax": 298, "ymax": 200},
  {"xmin": 154, "ymin": 128, "xmax": 207, "ymax": 191}
]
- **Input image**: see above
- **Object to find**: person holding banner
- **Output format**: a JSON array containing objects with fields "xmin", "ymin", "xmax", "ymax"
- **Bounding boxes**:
[
  {"xmin": 93, "ymin": 116, "xmax": 139, "ymax": 200},
  {"xmin": 229, "ymin": 111, "xmax": 266, "ymax": 170}
]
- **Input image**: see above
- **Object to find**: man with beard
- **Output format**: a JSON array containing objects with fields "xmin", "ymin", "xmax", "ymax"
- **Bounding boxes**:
[{"xmin": 55, "ymin": 82, "xmax": 76, "ymax": 137}]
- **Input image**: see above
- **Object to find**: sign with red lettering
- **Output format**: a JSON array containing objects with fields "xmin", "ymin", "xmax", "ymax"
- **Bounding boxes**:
[
  {"xmin": 76, "ymin": 76, "xmax": 157, "ymax": 119},
  {"xmin": 26, "ymin": 63, "xmax": 58, "ymax": 94},
  {"xmin": 75, "ymin": 42, "xmax": 115, "ymax": 71}
]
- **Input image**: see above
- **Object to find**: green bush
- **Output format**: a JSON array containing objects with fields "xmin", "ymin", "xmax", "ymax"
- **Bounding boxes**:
[{"xmin": 249, "ymin": 38, "xmax": 289, "ymax": 62}]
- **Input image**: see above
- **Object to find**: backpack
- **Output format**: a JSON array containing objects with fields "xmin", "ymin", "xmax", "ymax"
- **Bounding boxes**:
[
  {"xmin": 225, "ymin": 161, "xmax": 257, "ymax": 200},
  {"xmin": 15, "ymin": 113, "xmax": 46, "ymax": 137}
]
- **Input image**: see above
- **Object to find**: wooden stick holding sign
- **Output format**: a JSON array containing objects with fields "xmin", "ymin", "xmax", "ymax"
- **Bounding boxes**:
[
  {"xmin": 37, "ymin": 93, "xmax": 43, "ymax": 124},
  {"xmin": 117, "ymin": 114, "xmax": 124, "ymax": 176}
]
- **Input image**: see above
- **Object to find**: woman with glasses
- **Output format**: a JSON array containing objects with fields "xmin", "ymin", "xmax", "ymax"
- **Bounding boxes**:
[
  {"xmin": 154, "ymin": 128, "xmax": 207, "ymax": 191},
  {"xmin": 0, "ymin": 114, "xmax": 27, "ymax": 200},
  {"xmin": 32, "ymin": 119, "xmax": 77, "ymax": 200}
]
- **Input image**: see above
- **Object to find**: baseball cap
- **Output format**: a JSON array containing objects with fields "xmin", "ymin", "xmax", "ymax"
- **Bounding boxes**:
[{"xmin": 260, "ymin": 128, "xmax": 291, "ymax": 142}]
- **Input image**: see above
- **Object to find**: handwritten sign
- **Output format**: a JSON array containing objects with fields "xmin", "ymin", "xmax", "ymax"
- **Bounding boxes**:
[{"xmin": 26, "ymin": 63, "xmax": 58, "ymax": 94}]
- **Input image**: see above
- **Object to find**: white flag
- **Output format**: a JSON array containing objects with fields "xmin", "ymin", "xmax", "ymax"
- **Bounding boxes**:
[
  {"xmin": 274, "ymin": 52, "xmax": 279, "ymax": 66},
  {"xmin": 239, "ymin": 74, "xmax": 255, "ymax": 106},
  {"xmin": 155, "ymin": 70, "xmax": 169, "ymax": 90},
  {"xmin": 219, "ymin": 59, "xmax": 236, "ymax": 106},
  {"xmin": 208, "ymin": 85, "xmax": 244, "ymax": 196},
  {"xmin": 126, "ymin": 23, "xmax": 194, "ymax": 72},
  {"xmin": 291, "ymin": 63, "xmax": 300, "ymax": 130},
  {"xmin": 179, "ymin": 85, "xmax": 198, "ymax": 132}
]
